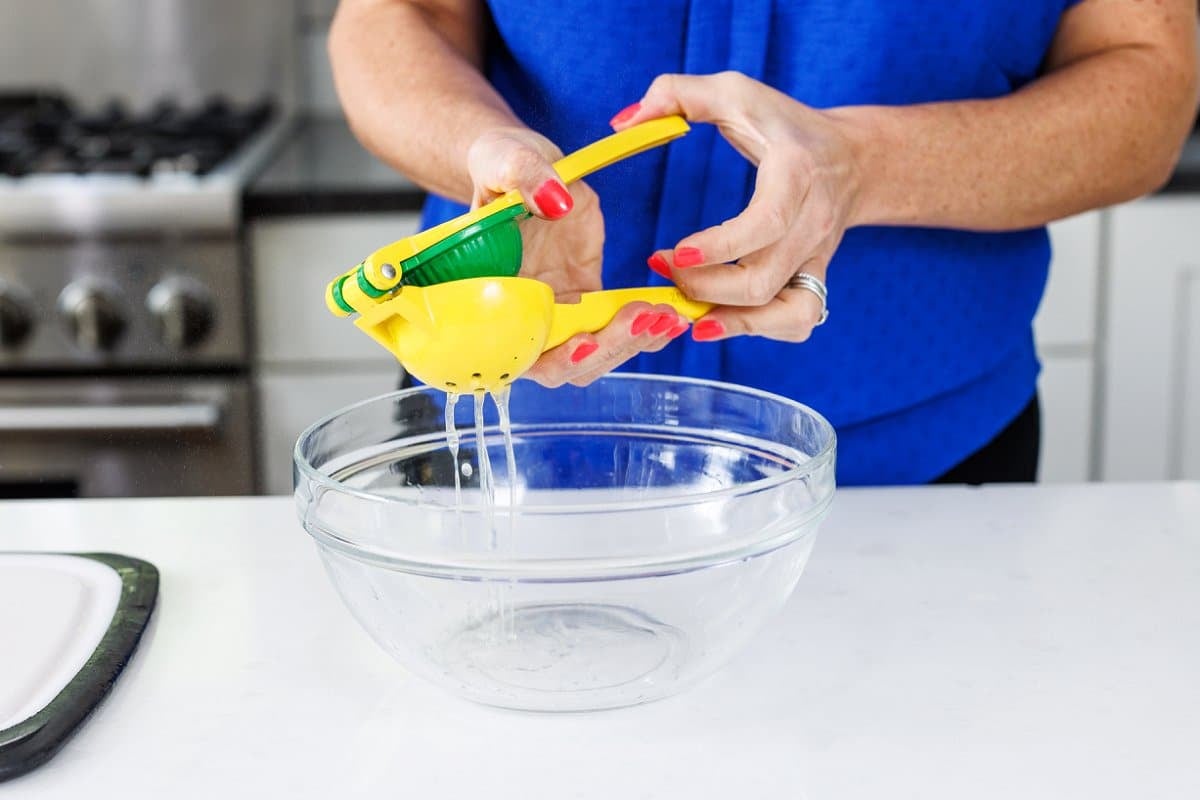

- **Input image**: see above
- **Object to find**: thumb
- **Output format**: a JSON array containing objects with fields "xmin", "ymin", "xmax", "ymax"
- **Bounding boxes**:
[
  {"xmin": 610, "ymin": 72, "xmax": 751, "ymax": 130},
  {"xmin": 467, "ymin": 131, "xmax": 573, "ymax": 220}
]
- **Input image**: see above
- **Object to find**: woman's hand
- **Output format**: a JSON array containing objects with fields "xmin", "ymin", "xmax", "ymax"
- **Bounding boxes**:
[
  {"xmin": 466, "ymin": 127, "xmax": 692, "ymax": 387},
  {"xmin": 610, "ymin": 72, "xmax": 865, "ymax": 343}
]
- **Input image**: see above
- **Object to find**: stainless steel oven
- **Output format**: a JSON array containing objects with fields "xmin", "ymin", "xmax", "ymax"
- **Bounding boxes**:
[
  {"xmin": 0, "ymin": 92, "xmax": 285, "ymax": 498},
  {"xmin": 0, "ymin": 233, "xmax": 260, "ymax": 498},
  {"xmin": 0, "ymin": 377, "xmax": 253, "ymax": 498}
]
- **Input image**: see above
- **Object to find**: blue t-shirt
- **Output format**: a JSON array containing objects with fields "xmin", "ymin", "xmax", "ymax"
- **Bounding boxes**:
[{"xmin": 421, "ymin": 0, "xmax": 1080, "ymax": 486}]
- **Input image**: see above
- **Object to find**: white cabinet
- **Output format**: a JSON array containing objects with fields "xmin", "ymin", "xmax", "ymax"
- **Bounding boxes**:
[
  {"xmin": 1037, "ymin": 356, "xmax": 1094, "ymax": 483},
  {"xmin": 1103, "ymin": 197, "xmax": 1200, "ymax": 481},
  {"xmin": 1039, "ymin": 212, "xmax": 1100, "ymax": 346},
  {"xmin": 1036, "ymin": 212, "xmax": 1103, "ymax": 483},
  {"xmin": 250, "ymin": 214, "xmax": 420, "ymax": 366},
  {"xmin": 1182, "ymin": 269, "xmax": 1200, "ymax": 478},
  {"xmin": 256, "ymin": 369, "xmax": 399, "ymax": 495},
  {"xmin": 251, "ymin": 214, "xmax": 420, "ymax": 493}
]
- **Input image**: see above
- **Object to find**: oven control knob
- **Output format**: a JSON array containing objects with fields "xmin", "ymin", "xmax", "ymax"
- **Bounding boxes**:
[
  {"xmin": 147, "ymin": 278, "xmax": 214, "ymax": 351},
  {"xmin": 0, "ymin": 284, "xmax": 34, "ymax": 349},
  {"xmin": 59, "ymin": 283, "xmax": 126, "ymax": 353}
]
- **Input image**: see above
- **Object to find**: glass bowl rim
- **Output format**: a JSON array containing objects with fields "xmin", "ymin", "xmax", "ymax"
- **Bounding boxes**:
[
  {"xmin": 293, "ymin": 374, "xmax": 837, "ymax": 579},
  {"xmin": 295, "ymin": 372, "xmax": 836, "ymax": 512}
]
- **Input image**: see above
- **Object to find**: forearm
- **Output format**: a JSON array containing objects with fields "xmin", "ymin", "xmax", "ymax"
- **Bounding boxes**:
[
  {"xmin": 842, "ymin": 22, "xmax": 1198, "ymax": 230},
  {"xmin": 329, "ymin": 0, "xmax": 519, "ymax": 202}
]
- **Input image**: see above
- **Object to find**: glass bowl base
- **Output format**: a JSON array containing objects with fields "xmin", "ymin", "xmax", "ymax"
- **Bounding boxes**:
[{"xmin": 441, "ymin": 602, "xmax": 690, "ymax": 711}]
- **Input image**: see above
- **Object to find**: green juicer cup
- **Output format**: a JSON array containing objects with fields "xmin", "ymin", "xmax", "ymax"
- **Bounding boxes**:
[
  {"xmin": 400, "ymin": 204, "xmax": 527, "ymax": 287},
  {"xmin": 325, "ymin": 115, "xmax": 692, "ymax": 316}
]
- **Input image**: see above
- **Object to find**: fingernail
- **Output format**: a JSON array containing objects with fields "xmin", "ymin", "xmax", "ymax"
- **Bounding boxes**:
[
  {"xmin": 647, "ymin": 253, "xmax": 672, "ymax": 279},
  {"xmin": 609, "ymin": 102, "xmax": 641, "ymax": 127},
  {"xmin": 533, "ymin": 180, "xmax": 573, "ymax": 219},
  {"xmin": 668, "ymin": 321, "xmax": 689, "ymax": 339},
  {"xmin": 674, "ymin": 246, "xmax": 704, "ymax": 268},
  {"xmin": 692, "ymin": 319, "xmax": 725, "ymax": 342},
  {"xmin": 631, "ymin": 312, "xmax": 656, "ymax": 336},
  {"xmin": 569, "ymin": 341, "xmax": 599, "ymax": 363},
  {"xmin": 649, "ymin": 312, "xmax": 676, "ymax": 336}
]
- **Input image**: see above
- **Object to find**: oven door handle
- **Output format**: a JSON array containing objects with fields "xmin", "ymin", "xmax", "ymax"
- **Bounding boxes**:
[{"xmin": 0, "ymin": 402, "xmax": 223, "ymax": 433}]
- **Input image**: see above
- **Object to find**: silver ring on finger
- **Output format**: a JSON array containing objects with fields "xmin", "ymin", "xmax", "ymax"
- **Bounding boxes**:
[{"xmin": 785, "ymin": 272, "xmax": 829, "ymax": 326}]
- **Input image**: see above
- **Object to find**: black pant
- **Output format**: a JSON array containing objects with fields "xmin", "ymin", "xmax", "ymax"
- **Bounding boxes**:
[{"xmin": 932, "ymin": 393, "xmax": 1040, "ymax": 485}]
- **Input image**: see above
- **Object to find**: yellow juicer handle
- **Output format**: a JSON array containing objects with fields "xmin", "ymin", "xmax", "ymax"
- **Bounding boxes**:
[
  {"xmin": 545, "ymin": 287, "xmax": 713, "ymax": 352},
  {"xmin": 328, "ymin": 116, "xmax": 692, "ymax": 312},
  {"xmin": 551, "ymin": 114, "xmax": 690, "ymax": 184}
]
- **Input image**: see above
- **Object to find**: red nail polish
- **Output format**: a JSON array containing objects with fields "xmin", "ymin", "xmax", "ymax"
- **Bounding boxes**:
[
  {"xmin": 631, "ymin": 312, "xmax": 655, "ymax": 336},
  {"xmin": 693, "ymin": 319, "xmax": 725, "ymax": 341},
  {"xmin": 609, "ymin": 102, "xmax": 642, "ymax": 127},
  {"xmin": 668, "ymin": 321, "xmax": 689, "ymax": 339},
  {"xmin": 533, "ymin": 180, "xmax": 573, "ymax": 219},
  {"xmin": 649, "ymin": 313, "xmax": 676, "ymax": 336},
  {"xmin": 570, "ymin": 341, "xmax": 599, "ymax": 363},
  {"xmin": 674, "ymin": 246, "xmax": 704, "ymax": 268},
  {"xmin": 647, "ymin": 253, "xmax": 672, "ymax": 279}
]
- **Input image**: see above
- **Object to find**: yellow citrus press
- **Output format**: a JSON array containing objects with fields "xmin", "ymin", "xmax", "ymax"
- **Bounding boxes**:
[{"xmin": 325, "ymin": 116, "xmax": 711, "ymax": 392}]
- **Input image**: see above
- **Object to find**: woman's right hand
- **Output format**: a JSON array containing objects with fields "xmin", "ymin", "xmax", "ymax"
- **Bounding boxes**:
[{"xmin": 466, "ymin": 127, "xmax": 692, "ymax": 387}]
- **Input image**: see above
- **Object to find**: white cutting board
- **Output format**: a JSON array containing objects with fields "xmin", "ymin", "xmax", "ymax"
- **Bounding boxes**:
[{"xmin": 0, "ymin": 554, "xmax": 122, "ymax": 731}]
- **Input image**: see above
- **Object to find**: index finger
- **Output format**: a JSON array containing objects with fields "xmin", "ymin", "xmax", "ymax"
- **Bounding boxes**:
[
  {"xmin": 671, "ymin": 151, "xmax": 807, "ymax": 267},
  {"xmin": 467, "ymin": 131, "xmax": 573, "ymax": 220}
]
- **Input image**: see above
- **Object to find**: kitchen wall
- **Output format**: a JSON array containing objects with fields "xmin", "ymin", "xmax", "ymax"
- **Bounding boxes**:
[
  {"xmin": 0, "ymin": 0, "xmax": 299, "ymax": 110},
  {"xmin": 296, "ymin": 0, "xmax": 343, "ymax": 115}
]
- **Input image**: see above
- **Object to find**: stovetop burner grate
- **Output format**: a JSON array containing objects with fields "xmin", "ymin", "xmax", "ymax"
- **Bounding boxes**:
[{"xmin": 0, "ymin": 92, "xmax": 275, "ymax": 178}]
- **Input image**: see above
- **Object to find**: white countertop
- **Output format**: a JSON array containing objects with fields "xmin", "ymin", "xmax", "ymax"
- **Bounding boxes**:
[{"xmin": 2, "ymin": 483, "xmax": 1198, "ymax": 799}]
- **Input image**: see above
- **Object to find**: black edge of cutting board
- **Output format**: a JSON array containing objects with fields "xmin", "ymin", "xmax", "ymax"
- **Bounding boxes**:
[{"xmin": 0, "ymin": 552, "xmax": 159, "ymax": 783}]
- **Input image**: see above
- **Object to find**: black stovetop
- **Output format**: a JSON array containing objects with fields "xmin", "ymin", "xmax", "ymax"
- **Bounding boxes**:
[{"xmin": 0, "ymin": 92, "xmax": 275, "ymax": 179}]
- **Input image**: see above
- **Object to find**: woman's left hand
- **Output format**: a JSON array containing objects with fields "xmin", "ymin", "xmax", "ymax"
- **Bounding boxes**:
[{"xmin": 610, "ymin": 72, "xmax": 865, "ymax": 343}]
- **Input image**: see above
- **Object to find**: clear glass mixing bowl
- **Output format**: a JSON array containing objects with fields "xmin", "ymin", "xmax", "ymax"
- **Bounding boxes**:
[{"xmin": 294, "ymin": 374, "xmax": 836, "ymax": 712}]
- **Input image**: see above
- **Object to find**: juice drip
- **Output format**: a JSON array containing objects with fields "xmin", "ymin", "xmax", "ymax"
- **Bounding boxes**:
[
  {"xmin": 471, "ymin": 389, "xmax": 506, "ymax": 641},
  {"xmin": 441, "ymin": 387, "xmax": 521, "ymax": 642},
  {"xmin": 492, "ymin": 384, "xmax": 518, "ymax": 544},
  {"xmin": 473, "ymin": 390, "xmax": 498, "ymax": 549},
  {"xmin": 444, "ymin": 391, "xmax": 463, "ymax": 539},
  {"xmin": 492, "ymin": 385, "xmax": 518, "ymax": 641}
]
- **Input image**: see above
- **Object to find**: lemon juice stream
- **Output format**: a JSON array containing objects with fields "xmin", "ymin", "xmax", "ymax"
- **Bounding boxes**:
[{"xmin": 445, "ymin": 387, "xmax": 518, "ymax": 639}]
